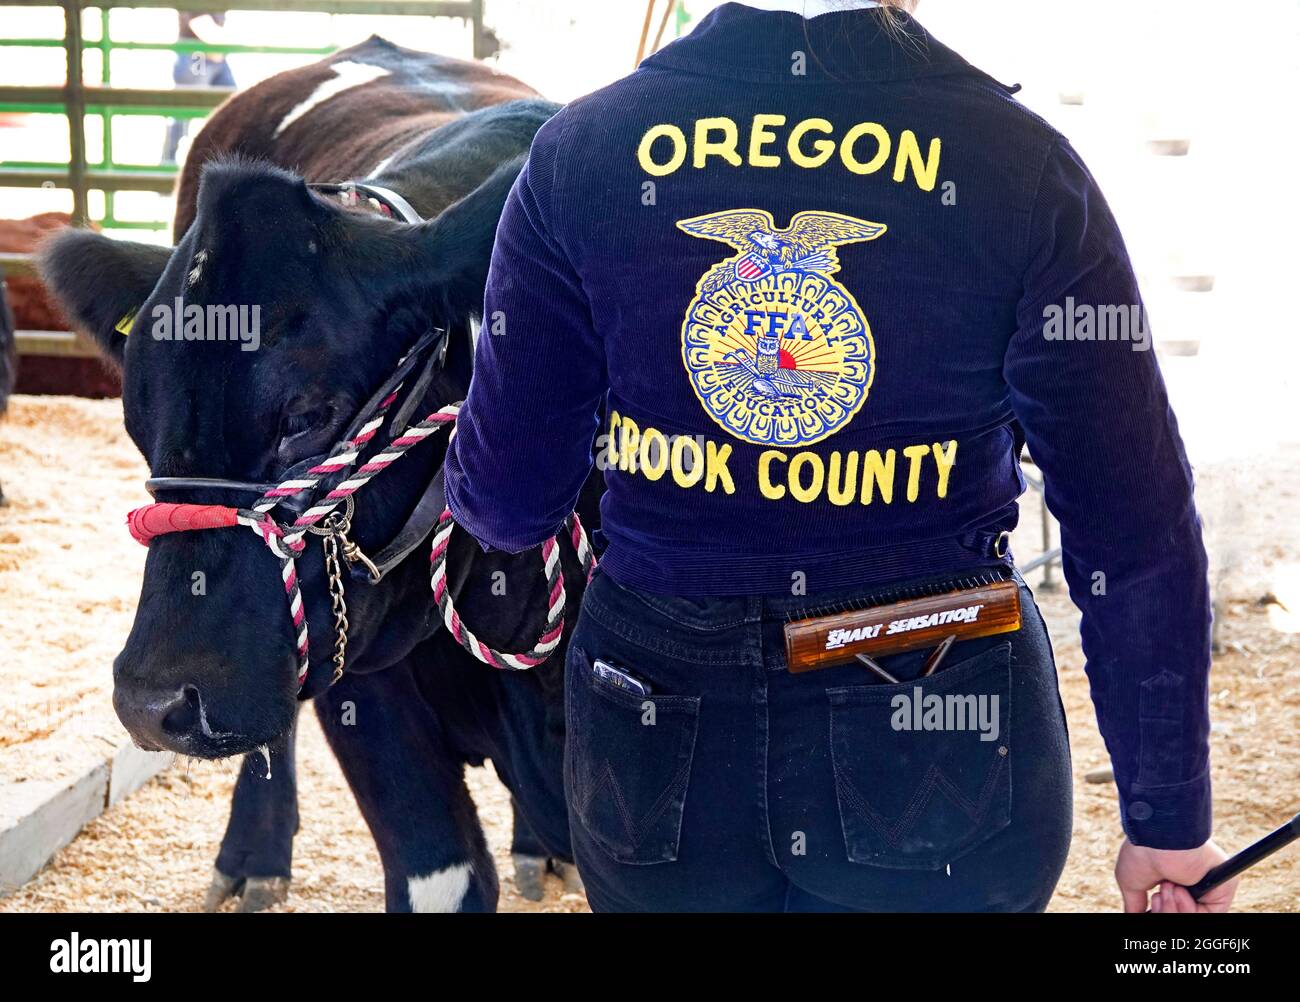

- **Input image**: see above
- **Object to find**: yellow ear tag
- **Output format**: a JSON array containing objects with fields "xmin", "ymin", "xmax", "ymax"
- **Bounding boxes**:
[{"xmin": 114, "ymin": 308, "xmax": 138, "ymax": 337}]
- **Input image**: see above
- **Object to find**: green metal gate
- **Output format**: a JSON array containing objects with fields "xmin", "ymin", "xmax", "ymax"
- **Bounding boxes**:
[{"xmin": 0, "ymin": 0, "xmax": 491, "ymax": 356}]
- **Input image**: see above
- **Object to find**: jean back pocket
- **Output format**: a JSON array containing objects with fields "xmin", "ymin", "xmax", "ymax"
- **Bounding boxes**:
[
  {"xmin": 828, "ymin": 643, "xmax": 1013, "ymax": 870},
  {"xmin": 565, "ymin": 646, "xmax": 701, "ymax": 865}
]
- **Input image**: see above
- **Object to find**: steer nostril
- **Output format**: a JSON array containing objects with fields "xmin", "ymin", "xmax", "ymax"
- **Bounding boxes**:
[
  {"xmin": 161, "ymin": 684, "xmax": 203, "ymax": 738},
  {"xmin": 114, "ymin": 679, "xmax": 234, "ymax": 755}
]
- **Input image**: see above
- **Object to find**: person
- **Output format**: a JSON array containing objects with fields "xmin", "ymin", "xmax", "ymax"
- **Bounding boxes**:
[
  {"xmin": 444, "ymin": 0, "xmax": 1236, "ymax": 912},
  {"xmin": 161, "ymin": 11, "xmax": 234, "ymax": 164}
]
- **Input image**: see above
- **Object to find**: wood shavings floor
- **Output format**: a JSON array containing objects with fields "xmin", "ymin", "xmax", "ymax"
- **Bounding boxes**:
[{"xmin": 1, "ymin": 396, "xmax": 1295, "ymax": 912}]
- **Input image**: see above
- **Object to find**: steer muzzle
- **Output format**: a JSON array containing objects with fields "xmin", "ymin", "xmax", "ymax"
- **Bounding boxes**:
[{"xmin": 112, "ymin": 532, "xmax": 304, "ymax": 758}]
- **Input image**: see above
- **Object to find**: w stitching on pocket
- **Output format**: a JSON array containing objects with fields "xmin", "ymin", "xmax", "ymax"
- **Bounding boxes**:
[
  {"xmin": 574, "ymin": 753, "xmax": 694, "ymax": 855},
  {"xmin": 828, "ymin": 643, "xmax": 1013, "ymax": 869},
  {"xmin": 565, "ymin": 646, "xmax": 701, "ymax": 864},
  {"xmin": 833, "ymin": 753, "xmax": 1008, "ymax": 850}
]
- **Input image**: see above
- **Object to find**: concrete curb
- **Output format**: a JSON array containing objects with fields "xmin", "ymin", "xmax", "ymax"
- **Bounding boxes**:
[{"xmin": 0, "ymin": 743, "xmax": 173, "ymax": 895}]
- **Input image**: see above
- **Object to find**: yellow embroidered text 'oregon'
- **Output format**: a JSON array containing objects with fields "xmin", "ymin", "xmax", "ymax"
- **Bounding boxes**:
[{"xmin": 637, "ymin": 115, "xmax": 943, "ymax": 192}]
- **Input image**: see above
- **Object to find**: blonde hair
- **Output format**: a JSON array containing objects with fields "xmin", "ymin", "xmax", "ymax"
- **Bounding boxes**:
[
  {"xmin": 877, "ymin": 1, "xmax": 920, "ymax": 33},
  {"xmin": 808, "ymin": 1, "xmax": 925, "ymax": 71},
  {"xmin": 830, "ymin": 0, "xmax": 918, "ymax": 8},
  {"xmin": 826, "ymin": 1, "xmax": 919, "ymax": 24}
]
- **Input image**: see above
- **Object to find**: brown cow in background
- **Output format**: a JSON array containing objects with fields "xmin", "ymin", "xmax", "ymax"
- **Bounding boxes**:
[
  {"xmin": 0, "ymin": 266, "xmax": 13, "ymax": 415},
  {"xmin": 0, "ymin": 212, "xmax": 120, "ymax": 397},
  {"xmin": 1, "ymin": 213, "xmax": 74, "ymax": 331},
  {"xmin": 172, "ymin": 36, "xmax": 531, "ymax": 240}
]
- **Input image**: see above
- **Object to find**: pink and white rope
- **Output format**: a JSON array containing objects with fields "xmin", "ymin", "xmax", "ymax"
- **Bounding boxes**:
[
  {"xmin": 429, "ymin": 508, "xmax": 596, "ymax": 670},
  {"xmin": 126, "ymin": 398, "xmax": 593, "ymax": 686}
]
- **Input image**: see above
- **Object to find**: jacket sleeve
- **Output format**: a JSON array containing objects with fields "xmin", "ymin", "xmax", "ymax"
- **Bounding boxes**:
[
  {"xmin": 1005, "ymin": 136, "xmax": 1213, "ymax": 850},
  {"xmin": 444, "ymin": 114, "xmax": 606, "ymax": 553}
]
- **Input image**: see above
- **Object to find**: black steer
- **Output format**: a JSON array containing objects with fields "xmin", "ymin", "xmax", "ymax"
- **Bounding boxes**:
[
  {"xmin": 41, "ymin": 98, "xmax": 594, "ymax": 911},
  {"xmin": 170, "ymin": 39, "xmax": 567, "ymax": 910}
]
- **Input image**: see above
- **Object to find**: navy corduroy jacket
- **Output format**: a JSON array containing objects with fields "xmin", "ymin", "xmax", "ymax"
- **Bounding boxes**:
[{"xmin": 445, "ymin": 4, "xmax": 1213, "ymax": 849}]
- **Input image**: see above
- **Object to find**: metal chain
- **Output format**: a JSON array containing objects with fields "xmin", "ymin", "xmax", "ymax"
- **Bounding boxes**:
[
  {"xmin": 321, "ymin": 514, "xmax": 350, "ymax": 684},
  {"xmin": 304, "ymin": 494, "xmax": 386, "ymax": 683}
]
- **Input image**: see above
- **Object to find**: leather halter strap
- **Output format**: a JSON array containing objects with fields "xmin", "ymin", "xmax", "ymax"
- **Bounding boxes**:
[
  {"xmin": 308, "ymin": 181, "xmax": 424, "ymax": 226},
  {"xmin": 144, "ymin": 327, "xmax": 454, "ymax": 583},
  {"xmin": 365, "ymin": 464, "xmax": 448, "ymax": 580}
]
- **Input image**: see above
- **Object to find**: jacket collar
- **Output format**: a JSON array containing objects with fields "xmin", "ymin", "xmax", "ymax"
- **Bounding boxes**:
[
  {"xmin": 732, "ymin": 0, "xmax": 880, "ymax": 14},
  {"xmin": 643, "ymin": 3, "xmax": 976, "ymax": 84}
]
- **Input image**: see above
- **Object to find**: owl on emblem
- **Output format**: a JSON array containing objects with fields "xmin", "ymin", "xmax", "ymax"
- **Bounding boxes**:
[{"xmin": 722, "ymin": 333, "xmax": 811, "ymax": 399}]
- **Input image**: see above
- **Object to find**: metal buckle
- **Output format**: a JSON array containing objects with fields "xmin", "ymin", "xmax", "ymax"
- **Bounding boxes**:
[
  {"xmin": 993, "ymin": 530, "xmax": 1011, "ymax": 558},
  {"xmin": 307, "ymin": 495, "xmax": 381, "ymax": 582}
]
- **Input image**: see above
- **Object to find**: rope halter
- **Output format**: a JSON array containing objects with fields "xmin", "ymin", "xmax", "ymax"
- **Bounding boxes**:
[
  {"xmin": 123, "ymin": 181, "xmax": 595, "ymax": 691},
  {"xmin": 125, "ymin": 327, "xmax": 595, "ymax": 691}
]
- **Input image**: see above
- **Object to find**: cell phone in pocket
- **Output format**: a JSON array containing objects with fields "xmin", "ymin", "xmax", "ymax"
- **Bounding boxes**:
[{"xmin": 592, "ymin": 659, "xmax": 652, "ymax": 697}]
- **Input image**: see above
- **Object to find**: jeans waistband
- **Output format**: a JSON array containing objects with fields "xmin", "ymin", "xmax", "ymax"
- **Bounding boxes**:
[
  {"xmin": 594, "ymin": 560, "xmax": 1021, "ymax": 634},
  {"xmin": 597, "ymin": 527, "xmax": 1016, "ymax": 599}
]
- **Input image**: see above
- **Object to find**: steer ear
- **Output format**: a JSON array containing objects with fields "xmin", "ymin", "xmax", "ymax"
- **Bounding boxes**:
[
  {"xmin": 37, "ymin": 229, "xmax": 171, "ymax": 369},
  {"xmin": 411, "ymin": 154, "xmax": 527, "ymax": 320}
]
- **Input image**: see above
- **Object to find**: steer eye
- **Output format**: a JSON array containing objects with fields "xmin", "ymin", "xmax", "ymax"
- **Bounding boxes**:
[{"xmin": 278, "ymin": 402, "xmax": 336, "ymax": 449}]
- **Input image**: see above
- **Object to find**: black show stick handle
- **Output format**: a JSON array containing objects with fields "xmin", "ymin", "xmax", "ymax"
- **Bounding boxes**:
[{"xmin": 1186, "ymin": 811, "xmax": 1300, "ymax": 900}]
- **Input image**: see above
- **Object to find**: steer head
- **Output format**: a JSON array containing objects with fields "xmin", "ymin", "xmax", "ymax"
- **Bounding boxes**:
[{"xmin": 40, "ymin": 156, "xmax": 520, "ymax": 757}]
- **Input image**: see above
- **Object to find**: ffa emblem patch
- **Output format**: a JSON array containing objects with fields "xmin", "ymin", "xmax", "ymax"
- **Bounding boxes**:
[{"xmin": 678, "ymin": 209, "xmax": 886, "ymax": 447}]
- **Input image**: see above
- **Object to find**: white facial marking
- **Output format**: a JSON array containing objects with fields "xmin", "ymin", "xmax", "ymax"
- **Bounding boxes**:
[
  {"xmin": 187, "ymin": 248, "xmax": 208, "ymax": 288},
  {"xmin": 274, "ymin": 61, "xmax": 390, "ymax": 137},
  {"xmin": 407, "ymin": 863, "xmax": 472, "ymax": 913}
]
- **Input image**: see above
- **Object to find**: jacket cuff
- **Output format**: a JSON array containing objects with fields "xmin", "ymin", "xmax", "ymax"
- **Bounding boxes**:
[
  {"xmin": 445, "ymin": 470, "xmax": 564, "ymax": 555},
  {"xmin": 1118, "ymin": 772, "xmax": 1213, "ymax": 849},
  {"xmin": 443, "ymin": 476, "xmax": 501, "ymax": 553}
]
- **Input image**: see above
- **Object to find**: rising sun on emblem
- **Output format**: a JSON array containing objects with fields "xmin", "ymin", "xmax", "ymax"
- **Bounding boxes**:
[{"xmin": 678, "ymin": 208, "xmax": 886, "ymax": 447}]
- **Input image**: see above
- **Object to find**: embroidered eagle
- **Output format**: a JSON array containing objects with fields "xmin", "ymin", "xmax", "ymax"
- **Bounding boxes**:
[{"xmin": 678, "ymin": 209, "xmax": 887, "ymax": 295}]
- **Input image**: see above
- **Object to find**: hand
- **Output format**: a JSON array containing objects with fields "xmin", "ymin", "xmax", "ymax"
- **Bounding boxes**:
[{"xmin": 1115, "ymin": 838, "xmax": 1239, "ymax": 913}]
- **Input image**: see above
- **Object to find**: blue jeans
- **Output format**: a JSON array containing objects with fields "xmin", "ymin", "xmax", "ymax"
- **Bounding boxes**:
[
  {"xmin": 162, "ymin": 53, "xmax": 235, "ymax": 163},
  {"xmin": 564, "ymin": 568, "xmax": 1073, "ymax": 912}
]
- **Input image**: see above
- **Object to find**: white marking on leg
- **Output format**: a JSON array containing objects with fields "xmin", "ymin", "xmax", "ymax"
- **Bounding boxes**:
[
  {"xmin": 274, "ymin": 61, "xmax": 390, "ymax": 137},
  {"xmin": 407, "ymin": 863, "xmax": 472, "ymax": 913}
]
